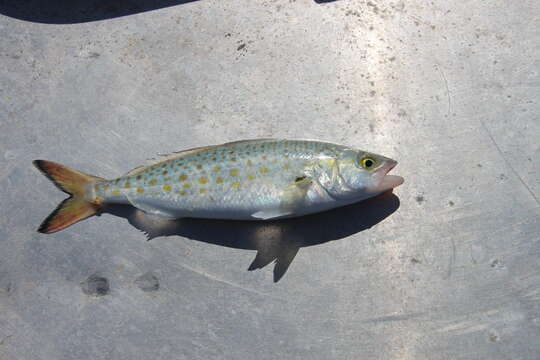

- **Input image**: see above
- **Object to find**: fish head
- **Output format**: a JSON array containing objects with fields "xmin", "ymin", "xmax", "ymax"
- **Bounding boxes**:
[{"xmin": 315, "ymin": 149, "xmax": 404, "ymax": 201}]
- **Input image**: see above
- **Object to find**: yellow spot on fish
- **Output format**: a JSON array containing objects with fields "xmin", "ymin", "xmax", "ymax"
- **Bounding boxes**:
[
  {"xmin": 183, "ymin": 183, "xmax": 191, "ymax": 189},
  {"xmin": 283, "ymin": 163, "xmax": 290, "ymax": 169},
  {"xmin": 260, "ymin": 167, "xmax": 269, "ymax": 174},
  {"xmin": 149, "ymin": 179, "xmax": 157, "ymax": 186},
  {"xmin": 216, "ymin": 177, "xmax": 224, "ymax": 184},
  {"xmin": 262, "ymin": 156, "xmax": 267, "ymax": 160},
  {"xmin": 136, "ymin": 187, "xmax": 144, "ymax": 194},
  {"xmin": 247, "ymin": 175, "xmax": 255, "ymax": 180},
  {"xmin": 232, "ymin": 182, "xmax": 241, "ymax": 188},
  {"xmin": 196, "ymin": 164, "xmax": 203, "ymax": 169},
  {"xmin": 199, "ymin": 188, "xmax": 207, "ymax": 194},
  {"xmin": 198, "ymin": 177, "xmax": 208, "ymax": 184},
  {"xmin": 229, "ymin": 169, "xmax": 239, "ymax": 177},
  {"xmin": 213, "ymin": 166, "xmax": 221, "ymax": 172},
  {"xmin": 124, "ymin": 183, "xmax": 131, "ymax": 189},
  {"xmin": 112, "ymin": 189, "xmax": 120, "ymax": 195},
  {"xmin": 163, "ymin": 184, "xmax": 172, "ymax": 192},
  {"xmin": 178, "ymin": 174, "xmax": 188, "ymax": 181}
]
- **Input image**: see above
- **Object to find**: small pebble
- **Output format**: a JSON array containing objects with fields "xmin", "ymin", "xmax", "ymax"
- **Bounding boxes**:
[
  {"xmin": 488, "ymin": 331, "xmax": 500, "ymax": 343},
  {"xmin": 0, "ymin": 275, "xmax": 12, "ymax": 295}
]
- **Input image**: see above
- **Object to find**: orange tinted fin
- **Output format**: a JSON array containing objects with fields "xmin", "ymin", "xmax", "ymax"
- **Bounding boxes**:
[{"xmin": 33, "ymin": 160, "xmax": 105, "ymax": 234}]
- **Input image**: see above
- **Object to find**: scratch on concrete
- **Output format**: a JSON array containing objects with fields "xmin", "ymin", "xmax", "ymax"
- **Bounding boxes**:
[
  {"xmin": 438, "ymin": 321, "xmax": 488, "ymax": 335},
  {"xmin": 109, "ymin": 130, "xmax": 123, "ymax": 140},
  {"xmin": 446, "ymin": 236, "xmax": 456, "ymax": 279},
  {"xmin": 436, "ymin": 64, "xmax": 452, "ymax": 118},
  {"xmin": 480, "ymin": 120, "xmax": 540, "ymax": 207},
  {"xmin": 174, "ymin": 262, "xmax": 283, "ymax": 300},
  {"xmin": 0, "ymin": 334, "xmax": 13, "ymax": 345},
  {"xmin": 364, "ymin": 312, "xmax": 425, "ymax": 323}
]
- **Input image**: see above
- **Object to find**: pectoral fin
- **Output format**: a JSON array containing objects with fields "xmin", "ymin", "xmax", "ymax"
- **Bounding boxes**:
[
  {"xmin": 251, "ymin": 175, "xmax": 313, "ymax": 220},
  {"xmin": 282, "ymin": 175, "xmax": 313, "ymax": 205}
]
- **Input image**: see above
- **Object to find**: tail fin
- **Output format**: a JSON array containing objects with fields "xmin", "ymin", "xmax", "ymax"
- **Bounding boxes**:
[{"xmin": 33, "ymin": 160, "xmax": 105, "ymax": 234}]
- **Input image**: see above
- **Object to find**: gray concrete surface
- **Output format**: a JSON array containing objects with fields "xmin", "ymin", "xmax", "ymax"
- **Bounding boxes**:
[{"xmin": 1, "ymin": 0, "xmax": 539, "ymax": 359}]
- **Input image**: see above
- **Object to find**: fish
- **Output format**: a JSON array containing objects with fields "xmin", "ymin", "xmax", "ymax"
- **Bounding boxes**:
[{"xmin": 33, "ymin": 139, "xmax": 403, "ymax": 233}]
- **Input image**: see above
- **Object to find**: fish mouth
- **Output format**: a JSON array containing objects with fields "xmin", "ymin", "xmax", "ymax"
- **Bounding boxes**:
[{"xmin": 372, "ymin": 160, "xmax": 404, "ymax": 192}]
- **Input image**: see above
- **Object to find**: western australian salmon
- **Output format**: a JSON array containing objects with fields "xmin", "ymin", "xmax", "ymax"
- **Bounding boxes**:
[{"xmin": 34, "ymin": 139, "xmax": 403, "ymax": 233}]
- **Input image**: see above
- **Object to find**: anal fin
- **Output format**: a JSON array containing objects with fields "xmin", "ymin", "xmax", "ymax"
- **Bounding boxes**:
[
  {"xmin": 251, "ymin": 209, "xmax": 293, "ymax": 220},
  {"xmin": 125, "ymin": 193, "xmax": 180, "ymax": 220}
]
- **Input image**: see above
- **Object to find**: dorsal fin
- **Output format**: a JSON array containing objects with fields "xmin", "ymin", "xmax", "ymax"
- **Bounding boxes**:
[
  {"xmin": 123, "ymin": 139, "xmax": 277, "ymax": 177},
  {"xmin": 123, "ymin": 145, "xmax": 217, "ymax": 176},
  {"xmin": 123, "ymin": 165, "xmax": 148, "ymax": 177}
]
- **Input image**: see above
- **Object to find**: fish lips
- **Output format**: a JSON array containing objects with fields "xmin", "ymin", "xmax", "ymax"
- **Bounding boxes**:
[{"xmin": 370, "ymin": 160, "xmax": 404, "ymax": 193}]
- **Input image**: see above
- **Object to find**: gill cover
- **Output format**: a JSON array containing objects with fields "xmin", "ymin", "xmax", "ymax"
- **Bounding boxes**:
[{"xmin": 314, "ymin": 149, "xmax": 400, "ymax": 201}]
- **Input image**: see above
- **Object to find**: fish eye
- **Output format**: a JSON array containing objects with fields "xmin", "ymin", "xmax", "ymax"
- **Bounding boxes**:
[{"xmin": 360, "ymin": 157, "xmax": 375, "ymax": 169}]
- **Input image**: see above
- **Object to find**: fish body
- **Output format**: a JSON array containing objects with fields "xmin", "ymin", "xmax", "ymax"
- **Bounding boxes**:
[{"xmin": 34, "ymin": 139, "xmax": 403, "ymax": 233}]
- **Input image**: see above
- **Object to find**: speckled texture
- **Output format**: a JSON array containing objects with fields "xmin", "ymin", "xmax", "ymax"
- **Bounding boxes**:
[
  {"xmin": 90, "ymin": 139, "xmax": 399, "ymax": 220},
  {"xmin": 98, "ymin": 140, "xmax": 337, "ymax": 212},
  {"xmin": 1, "ymin": 0, "xmax": 539, "ymax": 359}
]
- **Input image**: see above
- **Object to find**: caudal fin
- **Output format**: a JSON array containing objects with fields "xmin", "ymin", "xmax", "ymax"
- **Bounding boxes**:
[{"xmin": 33, "ymin": 160, "xmax": 105, "ymax": 234}]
